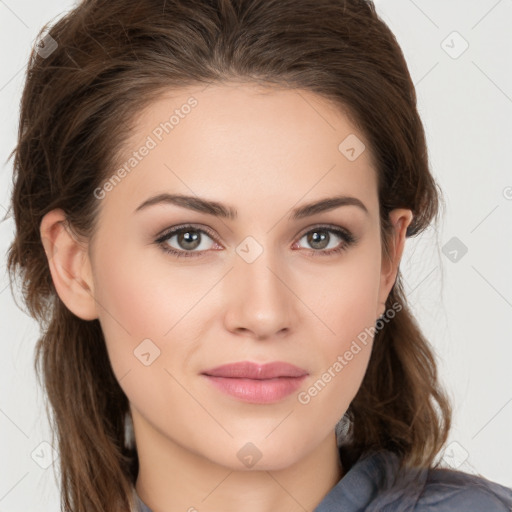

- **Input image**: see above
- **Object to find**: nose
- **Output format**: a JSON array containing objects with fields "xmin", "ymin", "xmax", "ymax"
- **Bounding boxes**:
[{"xmin": 222, "ymin": 243, "xmax": 295, "ymax": 340}]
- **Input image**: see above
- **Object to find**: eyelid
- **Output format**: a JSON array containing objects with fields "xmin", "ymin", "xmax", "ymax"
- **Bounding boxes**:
[
  {"xmin": 156, "ymin": 222, "xmax": 354, "ymax": 242},
  {"xmin": 155, "ymin": 223, "xmax": 219, "ymax": 243},
  {"xmin": 295, "ymin": 222, "xmax": 354, "ymax": 240}
]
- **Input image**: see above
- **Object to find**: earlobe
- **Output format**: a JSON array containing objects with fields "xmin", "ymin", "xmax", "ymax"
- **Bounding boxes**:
[
  {"xmin": 40, "ymin": 209, "xmax": 98, "ymax": 320},
  {"xmin": 377, "ymin": 208, "xmax": 413, "ymax": 318}
]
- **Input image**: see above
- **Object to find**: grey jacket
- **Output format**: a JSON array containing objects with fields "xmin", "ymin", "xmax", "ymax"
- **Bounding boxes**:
[{"xmin": 134, "ymin": 448, "xmax": 512, "ymax": 511}]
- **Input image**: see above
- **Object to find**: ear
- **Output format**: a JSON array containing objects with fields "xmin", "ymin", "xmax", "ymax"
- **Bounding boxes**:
[
  {"xmin": 376, "ymin": 208, "xmax": 413, "ymax": 319},
  {"xmin": 40, "ymin": 209, "xmax": 98, "ymax": 320}
]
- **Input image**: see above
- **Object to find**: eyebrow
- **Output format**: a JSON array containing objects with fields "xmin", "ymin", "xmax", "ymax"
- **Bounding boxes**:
[{"xmin": 134, "ymin": 193, "xmax": 369, "ymax": 219}]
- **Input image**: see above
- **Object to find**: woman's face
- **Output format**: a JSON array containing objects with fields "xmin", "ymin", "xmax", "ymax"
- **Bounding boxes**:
[{"xmin": 52, "ymin": 83, "xmax": 411, "ymax": 471}]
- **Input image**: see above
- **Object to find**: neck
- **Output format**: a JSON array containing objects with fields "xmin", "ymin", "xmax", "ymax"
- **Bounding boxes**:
[{"xmin": 134, "ymin": 414, "xmax": 344, "ymax": 512}]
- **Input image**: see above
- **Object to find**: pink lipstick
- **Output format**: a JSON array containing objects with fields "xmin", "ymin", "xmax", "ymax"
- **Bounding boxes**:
[{"xmin": 201, "ymin": 361, "xmax": 308, "ymax": 403}]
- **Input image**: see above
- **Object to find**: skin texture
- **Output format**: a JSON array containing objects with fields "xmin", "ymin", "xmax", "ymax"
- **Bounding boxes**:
[{"xmin": 41, "ymin": 82, "xmax": 412, "ymax": 512}]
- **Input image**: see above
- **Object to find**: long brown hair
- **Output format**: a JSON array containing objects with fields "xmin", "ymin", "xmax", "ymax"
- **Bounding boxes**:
[{"xmin": 6, "ymin": 0, "xmax": 451, "ymax": 510}]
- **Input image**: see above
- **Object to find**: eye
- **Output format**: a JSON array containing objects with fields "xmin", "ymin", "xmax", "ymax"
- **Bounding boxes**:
[
  {"xmin": 155, "ymin": 225, "xmax": 219, "ymax": 258},
  {"xmin": 155, "ymin": 223, "xmax": 357, "ymax": 259},
  {"xmin": 294, "ymin": 225, "xmax": 357, "ymax": 256}
]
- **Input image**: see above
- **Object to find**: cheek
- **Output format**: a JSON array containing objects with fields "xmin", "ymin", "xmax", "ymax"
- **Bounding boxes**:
[
  {"xmin": 293, "ymin": 243, "xmax": 382, "ymax": 410},
  {"xmin": 90, "ymin": 237, "xmax": 214, "ymax": 389},
  {"xmin": 93, "ymin": 224, "xmax": 191, "ymax": 328},
  {"xmin": 304, "ymin": 242, "xmax": 383, "ymax": 343},
  {"xmin": 92, "ymin": 235, "xmax": 212, "ymax": 331},
  {"xmin": 90, "ymin": 238, "xmax": 169, "ymax": 376}
]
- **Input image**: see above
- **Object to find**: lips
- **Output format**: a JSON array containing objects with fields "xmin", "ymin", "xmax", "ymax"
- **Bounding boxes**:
[
  {"xmin": 201, "ymin": 361, "xmax": 308, "ymax": 379},
  {"xmin": 201, "ymin": 361, "xmax": 309, "ymax": 403}
]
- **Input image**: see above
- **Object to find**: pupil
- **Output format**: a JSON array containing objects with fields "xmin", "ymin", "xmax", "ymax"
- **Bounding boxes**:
[
  {"xmin": 309, "ymin": 230, "xmax": 328, "ymax": 249},
  {"xmin": 179, "ymin": 231, "xmax": 200, "ymax": 250}
]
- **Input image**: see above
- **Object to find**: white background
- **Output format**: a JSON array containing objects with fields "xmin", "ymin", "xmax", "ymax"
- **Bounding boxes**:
[{"xmin": 1, "ymin": 1, "xmax": 511, "ymax": 510}]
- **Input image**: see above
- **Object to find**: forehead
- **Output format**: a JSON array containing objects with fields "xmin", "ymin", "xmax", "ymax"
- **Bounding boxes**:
[{"xmin": 99, "ymin": 82, "xmax": 379, "ymax": 221}]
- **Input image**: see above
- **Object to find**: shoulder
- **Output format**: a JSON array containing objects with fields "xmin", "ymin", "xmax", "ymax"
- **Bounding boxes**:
[
  {"xmin": 413, "ymin": 467, "xmax": 512, "ymax": 512},
  {"xmin": 340, "ymin": 449, "xmax": 512, "ymax": 512}
]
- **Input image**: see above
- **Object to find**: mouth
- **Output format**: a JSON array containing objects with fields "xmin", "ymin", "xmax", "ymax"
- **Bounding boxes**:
[{"xmin": 201, "ymin": 361, "xmax": 309, "ymax": 403}]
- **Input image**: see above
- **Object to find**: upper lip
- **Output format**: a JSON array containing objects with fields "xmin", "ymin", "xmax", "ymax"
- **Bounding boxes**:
[{"xmin": 201, "ymin": 361, "xmax": 308, "ymax": 379}]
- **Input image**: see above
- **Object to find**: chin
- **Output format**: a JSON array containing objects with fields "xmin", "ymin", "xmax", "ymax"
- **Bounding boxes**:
[{"xmin": 201, "ymin": 436, "xmax": 310, "ymax": 472}]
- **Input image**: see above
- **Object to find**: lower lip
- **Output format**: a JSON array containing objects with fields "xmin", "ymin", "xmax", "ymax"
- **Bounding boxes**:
[{"xmin": 203, "ymin": 375, "xmax": 307, "ymax": 403}]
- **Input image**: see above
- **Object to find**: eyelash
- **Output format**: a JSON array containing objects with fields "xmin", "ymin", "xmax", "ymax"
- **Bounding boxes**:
[{"xmin": 154, "ymin": 224, "xmax": 357, "ymax": 259}]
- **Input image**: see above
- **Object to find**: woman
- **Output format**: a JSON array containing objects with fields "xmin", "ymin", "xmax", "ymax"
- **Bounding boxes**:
[{"xmin": 6, "ymin": 0, "xmax": 512, "ymax": 511}]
